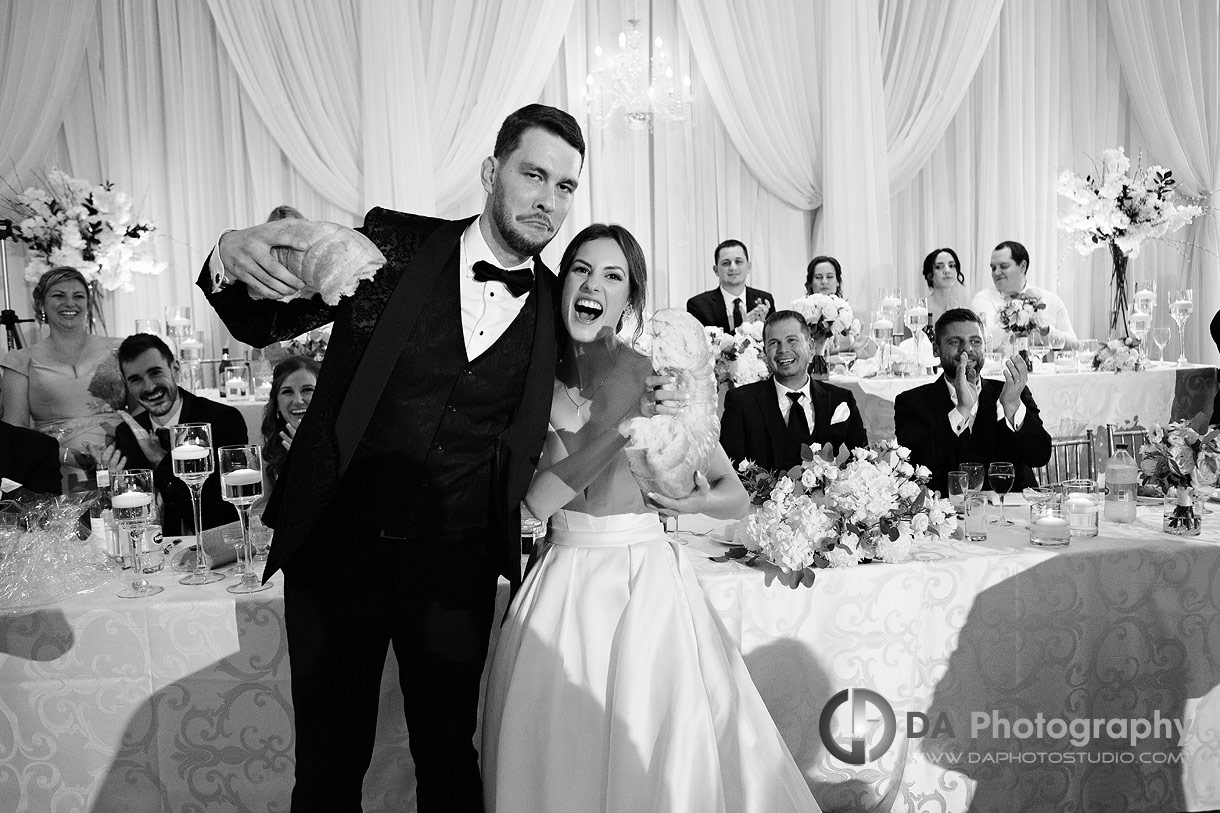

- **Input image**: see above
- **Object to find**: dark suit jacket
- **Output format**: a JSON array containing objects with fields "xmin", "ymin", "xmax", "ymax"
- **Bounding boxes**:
[
  {"xmin": 0, "ymin": 420, "xmax": 62, "ymax": 495},
  {"xmin": 720, "ymin": 377, "xmax": 868, "ymax": 471},
  {"xmin": 894, "ymin": 374, "xmax": 1052, "ymax": 497},
  {"xmin": 198, "ymin": 209, "xmax": 557, "ymax": 587},
  {"xmin": 113, "ymin": 389, "xmax": 248, "ymax": 534},
  {"xmin": 686, "ymin": 287, "xmax": 775, "ymax": 333}
]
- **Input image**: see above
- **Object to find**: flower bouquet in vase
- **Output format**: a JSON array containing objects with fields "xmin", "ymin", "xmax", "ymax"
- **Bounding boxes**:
[
  {"xmin": 1092, "ymin": 337, "xmax": 1144, "ymax": 373},
  {"xmin": 998, "ymin": 293, "xmax": 1047, "ymax": 366},
  {"xmin": 1139, "ymin": 419, "xmax": 1220, "ymax": 536},
  {"xmin": 714, "ymin": 440, "xmax": 957, "ymax": 588},
  {"xmin": 789, "ymin": 293, "xmax": 859, "ymax": 378},
  {"xmin": 705, "ymin": 322, "xmax": 769, "ymax": 389}
]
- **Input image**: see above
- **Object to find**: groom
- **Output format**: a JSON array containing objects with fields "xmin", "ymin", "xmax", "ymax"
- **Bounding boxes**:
[{"xmin": 199, "ymin": 105, "xmax": 585, "ymax": 812}]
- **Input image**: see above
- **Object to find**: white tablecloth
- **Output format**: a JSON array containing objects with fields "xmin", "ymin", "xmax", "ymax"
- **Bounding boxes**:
[
  {"xmin": 832, "ymin": 363, "xmax": 1217, "ymax": 440},
  {"xmin": 677, "ymin": 503, "xmax": 1220, "ymax": 813}
]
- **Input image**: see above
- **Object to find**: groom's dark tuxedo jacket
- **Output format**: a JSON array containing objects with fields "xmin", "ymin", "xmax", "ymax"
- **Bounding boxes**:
[
  {"xmin": 720, "ymin": 377, "xmax": 867, "ymax": 472},
  {"xmin": 894, "ymin": 373, "xmax": 1052, "ymax": 497},
  {"xmin": 686, "ymin": 287, "xmax": 775, "ymax": 333},
  {"xmin": 0, "ymin": 419, "xmax": 61, "ymax": 495},
  {"xmin": 198, "ymin": 209, "xmax": 557, "ymax": 587}
]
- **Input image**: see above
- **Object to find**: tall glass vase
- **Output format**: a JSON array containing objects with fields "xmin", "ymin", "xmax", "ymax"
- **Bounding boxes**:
[
  {"xmin": 1162, "ymin": 485, "xmax": 1202, "ymax": 536},
  {"xmin": 810, "ymin": 337, "xmax": 830, "ymax": 380},
  {"xmin": 1109, "ymin": 242, "xmax": 1130, "ymax": 339}
]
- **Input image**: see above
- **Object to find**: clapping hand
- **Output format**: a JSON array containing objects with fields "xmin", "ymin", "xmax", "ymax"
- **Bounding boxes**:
[
  {"xmin": 117, "ymin": 411, "xmax": 167, "ymax": 466},
  {"xmin": 745, "ymin": 299, "xmax": 771, "ymax": 323},
  {"xmin": 999, "ymin": 354, "xmax": 1030, "ymax": 414},
  {"xmin": 217, "ymin": 221, "xmax": 309, "ymax": 300},
  {"xmin": 952, "ymin": 351, "xmax": 980, "ymax": 416},
  {"xmin": 279, "ymin": 420, "xmax": 298, "ymax": 452}
]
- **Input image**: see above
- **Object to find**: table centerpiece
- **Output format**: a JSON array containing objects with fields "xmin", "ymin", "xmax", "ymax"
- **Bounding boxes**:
[
  {"xmin": 1138, "ymin": 419, "xmax": 1220, "ymax": 536},
  {"xmin": 789, "ymin": 293, "xmax": 859, "ymax": 378}
]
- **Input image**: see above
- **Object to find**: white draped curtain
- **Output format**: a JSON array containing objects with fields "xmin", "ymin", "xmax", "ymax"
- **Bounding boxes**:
[{"xmin": 1, "ymin": 0, "xmax": 1217, "ymax": 365}]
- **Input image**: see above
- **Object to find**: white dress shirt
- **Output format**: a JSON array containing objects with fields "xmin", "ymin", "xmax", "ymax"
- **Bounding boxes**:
[
  {"xmin": 773, "ymin": 377, "xmax": 815, "ymax": 430},
  {"xmin": 970, "ymin": 283, "xmax": 1079, "ymax": 351},
  {"xmin": 719, "ymin": 287, "xmax": 747, "ymax": 329},
  {"xmin": 209, "ymin": 216, "xmax": 532, "ymax": 361}
]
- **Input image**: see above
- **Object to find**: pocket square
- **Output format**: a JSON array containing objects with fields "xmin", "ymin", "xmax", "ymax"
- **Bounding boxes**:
[{"xmin": 830, "ymin": 402, "xmax": 852, "ymax": 425}]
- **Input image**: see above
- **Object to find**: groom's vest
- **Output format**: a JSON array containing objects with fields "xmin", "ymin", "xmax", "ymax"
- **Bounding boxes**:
[{"xmin": 336, "ymin": 253, "xmax": 537, "ymax": 540}]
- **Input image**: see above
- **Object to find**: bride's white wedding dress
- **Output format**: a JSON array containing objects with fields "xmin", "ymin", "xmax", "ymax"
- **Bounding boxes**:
[{"xmin": 481, "ymin": 432, "xmax": 818, "ymax": 811}]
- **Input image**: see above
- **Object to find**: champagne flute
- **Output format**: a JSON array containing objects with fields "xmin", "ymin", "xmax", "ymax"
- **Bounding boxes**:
[
  {"xmin": 220, "ymin": 445, "xmax": 271, "ymax": 594},
  {"xmin": 1169, "ymin": 289, "xmax": 1193, "ymax": 365},
  {"xmin": 173, "ymin": 423, "xmax": 224, "ymax": 585},
  {"xmin": 113, "ymin": 469, "xmax": 163, "ymax": 599},
  {"xmin": 1151, "ymin": 327, "xmax": 1171, "ymax": 364},
  {"xmin": 989, "ymin": 462, "xmax": 1015, "ymax": 526}
]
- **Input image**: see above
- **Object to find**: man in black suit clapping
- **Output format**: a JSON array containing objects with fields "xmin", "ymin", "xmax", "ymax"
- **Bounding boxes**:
[
  {"xmin": 686, "ymin": 239, "xmax": 775, "ymax": 333},
  {"xmin": 895, "ymin": 308, "xmax": 1051, "ymax": 497}
]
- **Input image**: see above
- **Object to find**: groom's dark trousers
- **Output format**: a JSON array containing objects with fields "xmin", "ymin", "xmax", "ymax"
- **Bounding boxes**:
[{"xmin": 200, "ymin": 208, "xmax": 557, "ymax": 812}]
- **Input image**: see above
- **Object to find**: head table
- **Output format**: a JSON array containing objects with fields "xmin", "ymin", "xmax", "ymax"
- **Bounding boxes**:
[{"xmin": 2, "ymin": 503, "xmax": 1219, "ymax": 812}]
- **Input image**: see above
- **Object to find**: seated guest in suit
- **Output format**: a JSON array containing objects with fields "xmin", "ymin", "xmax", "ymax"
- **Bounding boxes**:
[
  {"xmin": 0, "ymin": 419, "xmax": 63, "ymax": 495},
  {"xmin": 686, "ymin": 239, "xmax": 775, "ymax": 332},
  {"xmin": 895, "ymin": 308, "xmax": 1052, "ymax": 497},
  {"xmin": 970, "ymin": 240, "xmax": 1077, "ymax": 350},
  {"xmin": 721, "ymin": 310, "xmax": 867, "ymax": 471},
  {"xmin": 805, "ymin": 255, "xmax": 842, "ymax": 296},
  {"xmin": 106, "ymin": 333, "xmax": 248, "ymax": 535}
]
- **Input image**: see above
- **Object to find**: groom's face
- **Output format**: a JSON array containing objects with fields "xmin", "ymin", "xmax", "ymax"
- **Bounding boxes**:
[{"xmin": 483, "ymin": 127, "xmax": 583, "ymax": 260}]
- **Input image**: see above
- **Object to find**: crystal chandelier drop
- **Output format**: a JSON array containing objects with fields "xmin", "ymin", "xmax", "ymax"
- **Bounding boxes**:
[{"xmin": 584, "ymin": 15, "xmax": 691, "ymax": 131}]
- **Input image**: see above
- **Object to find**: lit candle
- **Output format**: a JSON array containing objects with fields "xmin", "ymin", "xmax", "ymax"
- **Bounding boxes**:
[
  {"xmin": 880, "ymin": 297, "xmax": 902, "ymax": 309},
  {"xmin": 873, "ymin": 318, "xmax": 893, "ymax": 330},
  {"xmin": 171, "ymin": 444, "xmax": 209, "ymax": 460},
  {"xmin": 222, "ymin": 468, "xmax": 261, "ymax": 486},
  {"xmin": 112, "ymin": 491, "xmax": 153, "ymax": 508},
  {"xmin": 167, "ymin": 317, "xmax": 192, "ymax": 327},
  {"xmin": 1033, "ymin": 516, "xmax": 1068, "ymax": 527}
]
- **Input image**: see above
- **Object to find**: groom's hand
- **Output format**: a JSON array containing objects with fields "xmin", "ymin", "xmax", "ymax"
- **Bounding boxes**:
[{"xmin": 218, "ymin": 221, "xmax": 309, "ymax": 300}]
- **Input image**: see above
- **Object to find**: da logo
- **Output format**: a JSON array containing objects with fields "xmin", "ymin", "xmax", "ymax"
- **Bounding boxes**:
[{"xmin": 819, "ymin": 688, "xmax": 897, "ymax": 764}]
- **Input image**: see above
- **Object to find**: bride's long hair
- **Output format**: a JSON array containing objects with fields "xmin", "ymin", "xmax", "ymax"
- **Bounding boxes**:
[{"xmin": 557, "ymin": 224, "xmax": 648, "ymax": 344}]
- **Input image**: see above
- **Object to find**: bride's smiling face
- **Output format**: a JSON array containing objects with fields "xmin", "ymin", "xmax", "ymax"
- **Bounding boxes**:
[{"xmin": 562, "ymin": 237, "xmax": 631, "ymax": 343}]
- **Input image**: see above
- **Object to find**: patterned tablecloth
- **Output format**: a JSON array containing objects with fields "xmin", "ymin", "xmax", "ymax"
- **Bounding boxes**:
[
  {"xmin": 831, "ymin": 363, "xmax": 1218, "ymax": 440},
  {"xmin": 3, "ymin": 507, "xmax": 1219, "ymax": 812},
  {"xmin": 678, "ymin": 503, "xmax": 1220, "ymax": 813}
]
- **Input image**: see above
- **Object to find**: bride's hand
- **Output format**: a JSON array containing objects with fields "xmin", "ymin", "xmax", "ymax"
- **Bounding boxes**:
[
  {"xmin": 640, "ymin": 374, "xmax": 688, "ymax": 417},
  {"xmin": 645, "ymin": 471, "xmax": 711, "ymax": 516}
]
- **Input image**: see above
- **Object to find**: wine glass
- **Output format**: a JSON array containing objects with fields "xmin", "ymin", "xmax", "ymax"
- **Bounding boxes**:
[
  {"xmin": 220, "ymin": 445, "xmax": 271, "ymax": 594},
  {"xmin": 1169, "ymin": 289, "xmax": 1193, "ymax": 365},
  {"xmin": 1151, "ymin": 327, "xmax": 1171, "ymax": 364},
  {"xmin": 960, "ymin": 462, "xmax": 985, "ymax": 494},
  {"xmin": 113, "ymin": 469, "xmax": 163, "ymax": 599},
  {"xmin": 173, "ymin": 423, "xmax": 224, "ymax": 585},
  {"xmin": 988, "ymin": 462, "xmax": 1015, "ymax": 526}
]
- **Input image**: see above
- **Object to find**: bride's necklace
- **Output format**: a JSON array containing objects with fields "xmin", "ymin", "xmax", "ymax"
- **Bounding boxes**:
[{"xmin": 563, "ymin": 347, "xmax": 620, "ymax": 416}]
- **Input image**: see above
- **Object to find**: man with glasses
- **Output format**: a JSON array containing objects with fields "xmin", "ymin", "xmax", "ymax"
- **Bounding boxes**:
[{"xmin": 895, "ymin": 308, "xmax": 1051, "ymax": 497}]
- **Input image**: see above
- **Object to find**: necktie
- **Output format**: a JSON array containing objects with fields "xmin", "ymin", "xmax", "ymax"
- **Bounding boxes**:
[
  {"xmin": 732, "ymin": 297, "xmax": 744, "ymax": 328},
  {"xmin": 473, "ymin": 260, "xmax": 533, "ymax": 298},
  {"xmin": 155, "ymin": 427, "xmax": 171, "ymax": 451},
  {"xmin": 786, "ymin": 391, "xmax": 810, "ymax": 447}
]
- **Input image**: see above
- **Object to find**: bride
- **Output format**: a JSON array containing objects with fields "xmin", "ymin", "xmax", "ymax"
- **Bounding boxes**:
[{"xmin": 481, "ymin": 224, "xmax": 818, "ymax": 812}]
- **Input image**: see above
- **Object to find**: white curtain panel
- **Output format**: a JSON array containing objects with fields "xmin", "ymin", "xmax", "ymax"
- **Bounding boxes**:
[{"xmin": 1108, "ymin": 0, "xmax": 1220, "ymax": 365}]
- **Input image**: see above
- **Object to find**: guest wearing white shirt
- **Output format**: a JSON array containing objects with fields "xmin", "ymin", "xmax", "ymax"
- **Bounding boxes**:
[
  {"xmin": 895, "ymin": 308, "xmax": 1051, "ymax": 497},
  {"xmin": 686, "ymin": 239, "xmax": 775, "ymax": 333},
  {"xmin": 970, "ymin": 240, "xmax": 1078, "ymax": 350},
  {"xmin": 720, "ymin": 310, "xmax": 867, "ymax": 471}
]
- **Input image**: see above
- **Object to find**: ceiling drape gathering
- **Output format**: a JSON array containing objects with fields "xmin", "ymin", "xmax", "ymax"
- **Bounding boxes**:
[{"xmin": 0, "ymin": 0, "xmax": 1217, "ymax": 365}]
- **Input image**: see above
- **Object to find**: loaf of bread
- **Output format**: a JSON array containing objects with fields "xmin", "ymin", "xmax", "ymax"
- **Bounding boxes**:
[
  {"xmin": 624, "ymin": 309, "xmax": 721, "ymax": 499},
  {"xmin": 271, "ymin": 220, "xmax": 386, "ymax": 305}
]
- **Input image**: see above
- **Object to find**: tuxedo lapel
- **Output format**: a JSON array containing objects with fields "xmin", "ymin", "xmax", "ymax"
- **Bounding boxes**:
[
  {"xmin": 809, "ymin": 381, "xmax": 831, "ymax": 444},
  {"xmin": 335, "ymin": 217, "xmax": 471, "ymax": 477}
]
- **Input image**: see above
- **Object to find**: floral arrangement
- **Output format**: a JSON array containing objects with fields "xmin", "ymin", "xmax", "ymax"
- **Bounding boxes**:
[
  {"xmin": 714, "ymin": 441, "xmax": 957, "ymax": 588},
  {"xmin": 1057, "ymin": 148, "xmax": 1202, "ymax": 259},
  {"xmin": 3, "ymin": 167, "xmax": 164, "ymax": 291},
  {"xmin": 284, "ymin": 327, "xmax": 330, "ymax": 362},
  {"xmin": 789, "ymin": 293, "xmax": 859, "ymax": 343},
  {"xmin": 998, "ymin": 293, "xmax": 1047, "ymax": 338},
  {"xmin": 705, "ymin": 323, "xmax": 769, "ymax": 387},
  {"xmin": 1092, "ymin": 337, "xmax": 1143, "ymax": 373},
  {"xmin": 1139, "ymin": 419, "xmax": 1220, "ymax": 533}
]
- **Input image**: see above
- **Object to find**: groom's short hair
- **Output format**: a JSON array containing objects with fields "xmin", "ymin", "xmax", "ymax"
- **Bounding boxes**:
[
  {"xmin": 493, "ymin": 105, "xmax": 586, "ymax": 164},
  {"xmin": 933, "ymin": 308, "xmax": 985, "ymax": 344}
]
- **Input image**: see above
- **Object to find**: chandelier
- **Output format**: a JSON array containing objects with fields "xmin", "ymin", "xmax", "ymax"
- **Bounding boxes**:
[{"xmin": 584, "ymin": 15, "xmax": 691, "ymax": 131}]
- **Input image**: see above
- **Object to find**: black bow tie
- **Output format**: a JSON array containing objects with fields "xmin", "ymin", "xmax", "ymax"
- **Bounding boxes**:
[{"xmin": 473, "ymin": 260, "xmax": 533, "ymax": 298}]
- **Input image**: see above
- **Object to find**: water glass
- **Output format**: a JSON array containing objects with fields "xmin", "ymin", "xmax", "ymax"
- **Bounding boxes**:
[
  {"xmin": 961, "ymin": 462, "xmax": 985, "ymax": 494},
  {"xmin": 963, "ymin": 493, "xmax": 989, "ymax": 541},
  {"xmin": 1062, "ymin": 479, "xmax": 1100, "ymax": 538},
  {"xmin": 134, "ymin": 318, "xmax": 163, "ymax": 336},
  {"xmin": 1030, "ymin": 502, "xmax": 1070, "ymax": 547},
  {"xmin": 113, "ymin": 469, "xmax": 163, "ymax": 599},
  {"xmin": 946, "ymin": 471, "xmax": 968, "ymax": 517}
]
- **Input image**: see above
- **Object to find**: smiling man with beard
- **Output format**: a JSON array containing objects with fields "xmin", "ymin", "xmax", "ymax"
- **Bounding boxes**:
[
  {"xmin": 109, "ymin": 332, "xmax": 247, "ymax": 535},
  {"xmin": 895, "ymin": 308, "xmax": 1051, "ymax": 497}
]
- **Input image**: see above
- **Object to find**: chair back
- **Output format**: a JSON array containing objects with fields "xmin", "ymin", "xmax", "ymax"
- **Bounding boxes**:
[
  {"xmin": 1036, "ymin": 428, "xmax": 1096, "ymax": 485},
  {"xmin": 1105, "ymin": 423, "xmax": 1147, "ymax": 460}
]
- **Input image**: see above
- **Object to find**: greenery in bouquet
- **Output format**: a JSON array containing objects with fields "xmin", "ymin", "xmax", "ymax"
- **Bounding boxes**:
[
  {"xmin": 1092, "ymin": 337, "xmax": 1143, "ymax": 373},
  {"xmin": 1057, "ymin": 148, "xmax": 1202, "ymax": 259},
  {"xmin": 3, "ymin": 167, "xmax": 164, "ymax": 292},
  {"xmin": 998, "ymin": 293, "xmax": 1047, "ymax": 338},
  {"xmin": 788, "ymin": 293, "xmax": 859, "ymax": 343},
  {"xmin": 705, "ymin": 323, "xmax": 769, "ymax": 387},
  {"xmin": 715, "ymin": 440, "xmax": 957, "ymax": 588}
]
